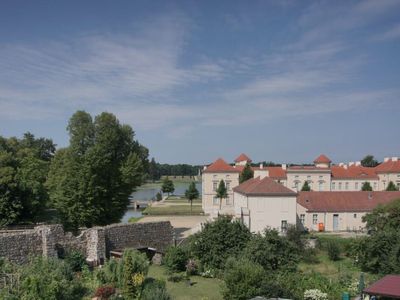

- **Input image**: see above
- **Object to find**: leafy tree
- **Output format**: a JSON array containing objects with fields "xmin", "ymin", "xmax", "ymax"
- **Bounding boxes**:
[
  {"xmin": 243, "ymin": 229, "xmax": 299, "ymax": 271},
  {"xmin": 361, "ymin": 182, "xmax": 372, "ymax": 191},
  {"xmin": 362, "ymin": 198, "xmax": 400, "ymax": 233},
  {"xmin": 239, "ymin": 163, "xmax": 254, "ymax": 183},
  {"xmin": 163, "ymin": 246, "xmax": 188, "ymax": 272},
  {"xmin": 361, "ymin": 155, "xmax": 378, "ymax": 167},
  {"xmin": 46, "ymin": 111, "xmax": 145, "ymax": 231},
  {"xmin": 0, "ymin": 133, "xmax": 55, "ymax": 226},
  {"xmin": 190, "ymin": 216, "xmax": 251, "ymax": 270},
  {"xmin": 301, "ymin": 181, "xmax": 311, "ymax": 191},
  {"xmin": 161, "ymin": 177, "xmax": 175, "ymax": 196},
  {"xmin": 121, "ymin": 249, "xmax": 149, "ymax": 298},
  {"xmin": 185, "ymin": 182, "xmax": 199, "ymax": 214},
  {"xmin": 216, "ymin": 179, "xmax": 227, "ymax": 210},
  {"xmin": 386, "ymin": 181, "xmax": 399, "ymax": 191},
  {"xmin": 148, "ymin": 157, "xmax": 159, "ymax": 181}
]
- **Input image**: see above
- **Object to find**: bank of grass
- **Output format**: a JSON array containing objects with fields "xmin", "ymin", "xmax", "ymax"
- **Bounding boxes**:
[
  {"xmin": 143, "ymin": 204, "xmax": 203, "ymax": 215},
  {"xmin": 165, "ymin": 196, "xmax": 201, "ymax": 204},
  {"xmin": 148, "ymin": 265, "xmax": 223, "ymax": 300}
]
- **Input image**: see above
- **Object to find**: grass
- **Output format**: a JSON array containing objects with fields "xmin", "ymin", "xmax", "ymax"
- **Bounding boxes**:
[
  {"xmin": 128, "ymin": 216, "xmax": 143, "ymax": 223},
  {"xmin": 148, "ymin": 265, "xmax": 223, "ymax": 300},
  {"xmin": 164, "ymin": 196, "xmax": 201, "ymax": 204},
  {"xmin": 143, "ymin": 205, "xmax": 203, "ymax": 215}
]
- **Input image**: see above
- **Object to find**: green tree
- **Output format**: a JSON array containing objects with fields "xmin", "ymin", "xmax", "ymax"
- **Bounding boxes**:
[
  {"xmin": 185, "ymin": 182, "xmax": 199, "ymax": 214},
  {"xmin": 361, "ymin": 155, "xmax": 378, "ymax": 167},
  {"xmin": 161, "ymin": 177, "xmax": 175, "ymax": 196},
  {"xmin": 362, "ymin": 198, "xmax": 400, "ymax": 233},
  {"xmin": 121, "ymin": 249, "xmax": 149, "ymax": 298},
  {"xmin": 301, "ymin": 181, "xmax": 311, "ymax": 191},
  {"xmin": 190, "ymin": 216, "xmax": 251, "ymax": 269},
  {"xmin": 163, "ymin": 246, "xmax": 188, "ymax": 272},
  {"xmin": 216, "ymin": 179, "xmax": 228, "ymax": 210},
  {"xmin": 386, "ymin": 181, "xmax": 399, "ymax": 191},
  {"xmin": 361, "ymin": 182, "xmax": 373, "ymax": 191},
  {"xmin": 46, "ymin": 111, "xmax": 145, "ymax": 231},
  {"xmin": 239, "ymin": 163, "xmax": 254, "ymax": 184},
  {"xmin": 148, "ymin": 157, "xmax": 159, "ymax": 182}
]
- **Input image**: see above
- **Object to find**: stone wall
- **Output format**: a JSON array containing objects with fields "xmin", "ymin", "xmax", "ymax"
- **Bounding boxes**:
[{"xmin": 0, "ymin": 222, "xmax": 173, "ymax": 264}]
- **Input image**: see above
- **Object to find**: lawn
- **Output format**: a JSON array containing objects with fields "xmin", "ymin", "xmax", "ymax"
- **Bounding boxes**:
[
  {"xmin": 143, "ymin": 204, "xmax": 203, "ymax": 215},
  {"xmin": 148, "ymin": 265, "xmax": 223, "ymax": 300},
  {"xmin": 165, "ymin": 196, "xmax": 202, "ymax": 204}
]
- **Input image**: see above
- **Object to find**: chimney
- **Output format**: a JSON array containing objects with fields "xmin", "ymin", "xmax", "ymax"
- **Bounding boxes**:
[
  {"xmin": 339, "ymin": 162, "xmax": 344, "ymax": 167},
  {"xmin": 259, "ymin": 163, "xmax": 263, "ymax": 169},
  {"xmin": 203, "ymin": 166, "xmax": 207, "ymax": 170},
  {"xmin": 349, "ymin": 162, "xmax": 354, "ymax": 167},
  {"xmin": 392, "ymin": 157, "xmax": 398, "ymax": 162},
  {"xmin": 343, "ymin": 164, "xmax": 348, "ymax": 169},
  {"xmin": 384, "ymin": 157, "xmax": 390, "ymax": 162},
  {"xmin": 282, "ymin": 164, "xmax": 287, "ymax": 170},
  {"xmin": 355, "ymin": 161, "xmax": 361, "ymax": 166}
]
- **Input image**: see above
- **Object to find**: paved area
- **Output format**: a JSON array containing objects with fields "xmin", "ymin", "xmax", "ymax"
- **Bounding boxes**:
[{"xmin": 138, "ymin": 215, "xmax": 210, "ymax": 238}]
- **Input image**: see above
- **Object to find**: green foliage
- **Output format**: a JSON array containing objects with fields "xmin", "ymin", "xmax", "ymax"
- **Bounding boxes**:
[
  {"xmin": 46, "ymin": 111, "xmax": 146, "ymax": 231},
  {"xmin": 163, "ymin": 246, "xmax": 188, "ymax": 272},
  {"xmin": 128, "ymin": 216, "xmax": 142, "ymax": 223},
  {"xmin": 222, "ymin": 257, "xmax": 266, "ymax": 300},
  {"xmin": 301, "ymin": 181, "xmax": 311, "ymax": 191},
  {"xmin": 121, "ymin": 249, "xmax": 149, "ymax": 298},
  {"xmin": 362, "ymin": 198, "xmax": 400, "ymax": 233},
  {"xmin": 326, "ymin": 240, "xmax": 341, "ymax": 261},
  {"xmin": 216, "ymin": 180, "xmax": 227, "ymax": 206},
  {"xmin": 243, "ymin": 229, "xmax": 299, "ymax": 271},
  {"xmin": 185, "ymin": 182, "xmax": 199, "ymax": 214},
  {"xmin": 361, "ymin": 181, "xmax": 372, "ymax": 191},
  {"xmin": 156, "ymin": 192, "xmax": 162, "ymax": 201},
  {"xmin": 141, "ymin": 279, "xmax": 171, "ymax": 300},
  {"xmin": 239, "ymin": 163, "xmax": 254, "ymax": 183},
  {"xmin": 386, "ymin": 181, "xmax": 399, "ymax": 191},
  {"xmin": 161, "ymin": 177, "xmax": 175, "ymax": 195},
  {"xmin": 361, "ymin": 155, "xmax": 378, "ymax": 167},
  {"xmin": 64, "ymin": 250, "xmax": 86, "ymax": 272},
  {"xmin": 0, "ymin": 133, "xmax": 54, "ymax": 226},
  {"xmin": 286, "ymin": 224, "xmax": 306, "ymax": 250},
  {"xmin": 190, "ymin": 216, "xmax": 251, "ymax": 270}
]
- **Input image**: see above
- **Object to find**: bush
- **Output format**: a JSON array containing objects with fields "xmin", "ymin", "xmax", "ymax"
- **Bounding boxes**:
[
  {"xmin": 156, "ymin": 192, "xmax": 163, "ymax": 201},
  {"xmin": 64, "ymin": 250, "xmax": 86, "ymax": 272},
  {"xmin": 285, "ymin": 224, "xmax": 306, "ymax": 250},
  {"xmin": 302, "ymin": 248, "xmax": 320, "ymax": 264},
  {"xmin": 190, "ymin": 216, "xmax": 251, "ymax": 269},
  {"xmin": 141, "ymin": 279, "xmax": 171, "ymax": 300},
  {"xmin": 327, "ymin": 240, "xmax": 340, "ymax": 261},
  {"xmin": 121, "ymin": 249, "xmax": 149, "ymax": 298},
  {"xmin": 185, "ymin": 258, "xmax": 198, "ymax": 275},
  {"xmin": 163, "ymin": 246, "xmax": 188, "ymax": 272},
  {"xmin": 94, "ymin": 285, "xmax": 116, "ymax": 299}
]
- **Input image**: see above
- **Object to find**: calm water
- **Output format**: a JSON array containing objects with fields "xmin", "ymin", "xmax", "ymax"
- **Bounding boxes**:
[{"xmin": 120, "ymin": 181, "xmax": 202, "ymax": 223}]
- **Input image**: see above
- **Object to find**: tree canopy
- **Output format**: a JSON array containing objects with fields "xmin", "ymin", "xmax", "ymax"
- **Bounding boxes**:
[
  {"xmin": 301, "ymin": 181, "xmax": 311, "ymax": 191},
  {"xmin": 361, "ymin": 182, "xmax": 372, "ymax": 191},
  {"xmin": 386, "ymin": 181, "xmax": 399, "ymax": 191},
  {"xmin": 185, "ymin": 182, "xmax": 199, "ymax": 214},
  {"xmin": 0, "ymin": 133, "xmax": 55, "ymax": 226},
  {"xmin": 239, "ymin": 163, "xmax": 254, "ymax": 184},
  {"xmin": 361, "ymin": 155, "xmax": 378, "ymax": 167},
  {"xmin": 161, "ymin": 177, "xmax": 175, "ymax": 196},
  {"xmin": 46, "ymin": 111, "xmax": 146, "ymax": 231}
]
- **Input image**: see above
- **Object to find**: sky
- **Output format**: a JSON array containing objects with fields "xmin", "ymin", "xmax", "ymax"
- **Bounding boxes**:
[{"xmin": 0, "ymin": 0, "xmax": 399, "ymax": 165}]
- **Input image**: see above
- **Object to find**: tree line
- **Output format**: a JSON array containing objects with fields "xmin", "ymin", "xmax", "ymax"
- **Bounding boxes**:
[{"xmin": 148, "ymin": 158, "xmax": 201, "ymax": 181}]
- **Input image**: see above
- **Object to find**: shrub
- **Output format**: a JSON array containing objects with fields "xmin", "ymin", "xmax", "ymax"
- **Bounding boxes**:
[
  {"xmin": 190, "ymin": 216, "xmax": 251, "ymax": 269},
  {"xmin": 302, "ymin": 248, "xmax": 320, "ymax": 264},
  {"xmin": 64, "ymin": 250, "xmax": 86, "ymax": 272},
  {"xmin": 121, "ymin": 249, "xmax": 149, "ymax": 298},
  {"xmin": 141, "ymin": 279, "xmax": 171, "ymax": 300},
  {"xmin": 222, "ymin": 257, "xmax": 266, "ymax": 300},
  {"xmin": 163, "ymin": 246, "xmax": 188, "ymax": 272},
  {"xmin": 156, "ymin": 192, "xmax": 163, "ymax": 201},
  {"xmin": 285, "ymin": 224, "xmax": 306, "ymax": 250},
  {"xmin": 327, "ymin": 240, "xmax": 340, "ymax": 261},
  {"xmin": 94, "ymin": 285, "xmax": 116, "ymax": 299}
]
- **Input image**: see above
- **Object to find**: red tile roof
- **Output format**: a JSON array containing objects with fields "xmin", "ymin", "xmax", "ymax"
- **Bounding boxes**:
[
  {"xmin": 266, "ymin": 166, "xmax": 287, "ymax": 179},
  {"xmin": 314, "ymin": 154, "xmax": 331, "ymax": 164},
  {"xmin": 203, "ymin": 158, "xmax": 240, "ymax": 173},
  {"xmin": 297, "ymin": 191, "xmax": 400, "ymax": 212},
  {"xmin": 233, "ymin": 176, "xmax": 296, "ymax": 196},
  {"xmin": 288, "ymin": 166, "xmax": 330, "ymax": 171},
  {"xmin": 331, "ymin": 165, "xmax": 379, "ymax": 179},
  {"xmin": 364, "ymin": 275, "xmax": 400, "ymax": 298},
  {"xmin": 375, "ymin": 158, "xmax": 400, "ymax": 173},
  {"xmin": 234, "ymin": 153, "xmax": 252, "ymax": 163}
]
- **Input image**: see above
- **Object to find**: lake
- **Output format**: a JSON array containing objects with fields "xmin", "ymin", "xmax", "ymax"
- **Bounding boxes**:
[{"xmin": 120, "ymin": 181, "xmax": 202, "ymax": 223}]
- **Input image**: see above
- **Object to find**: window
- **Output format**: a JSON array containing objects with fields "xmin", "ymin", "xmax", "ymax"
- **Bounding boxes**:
[
  {"xmin": 213, "ymin": 197, "xmax": 219, "ymax": 205},
  {"xmin": 338, "ymin": 182, "xmax": 342, "ymax": 190},
  {"xmin": 354, "ymin": 214, "xmax": 357, "ymax": 218},
  {"xmin": 213, "ymin": 182, "xmax": 218, "ymax": 191},
  {"xmin": 313, "ymin": 214, "xmax": 318, "ymax": 224},
  {"xmin": 226, "ymin": 181, "xmax": 231, "ymax": 190},
  {"xmin": 345, "ymin": 182, "xmax": 349, "ymax": 190},
  {"xmin": 332, "ymin": 182, "xmax": 335, "ymax": 190},
  {"xmin": 300, "ymin": 214, "xmax": 305, "ymax": 224},
  {"xmin": 355, "ymin": 182, "xmax": 359, "ymax": 190},
  {"xmin": 281, "ymin": 220, "xmax": 288, "ymax": 232},
  {"xmin": 226, "ymin": 196, "xmax": 232, "ymax": 205},
  {"xmin": 373, "ymin": 182, "xmax": 377, "ymax": 190},
  {"xmin": 307, "ymin": 175, "xmax": 311, "ymax": 179},
  {"xmin": 294, "ymin": 181, "xmax": 299, "ymax": 191},
  {"xmin": 319, "ymin": 181, "xmax": 323, "ymax": 191}
]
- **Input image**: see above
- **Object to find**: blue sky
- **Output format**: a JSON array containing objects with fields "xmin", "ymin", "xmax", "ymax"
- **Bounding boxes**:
[{"xmin": 0, "ymin": 0, "xmax": 399, "ymax": 164}]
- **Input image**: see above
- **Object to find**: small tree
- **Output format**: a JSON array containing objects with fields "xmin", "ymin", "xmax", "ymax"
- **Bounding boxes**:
[
  {"xmin": 185, "ymin": 182, "xmax": 199, "ymax": 214},
  {"xmin": 161, "ymin": 177, "xmax": 175, "ymax": 196},
  {"xmin": 361, "ymin": 182, "xmax": 373, "ymax": 191},
  {"xmin": 301, "ymin": 181, "xmax": 311, "ymax": 191},
  {"xmin": 326, "ymin": 240, "xmax": 340, "ymax": 261},
  {"xmin": 216, "ymin": 180, "xmax": 228, "ymax": 210},
  {"xmin": 386, "ymin": 181, "xmax": 399, "ymax": 191},
  {"xmin": 239, "ymin": 163, "xmax": 254, "ymax": 184},
  {"xmin": 361, "ymin": 155, "xmax": 378, "ymax": 167}
]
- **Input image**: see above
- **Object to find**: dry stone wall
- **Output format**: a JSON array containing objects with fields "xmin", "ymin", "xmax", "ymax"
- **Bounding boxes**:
[{"xmin": 0, "ymin": 221, "xmax": 173, "ymax": 264}]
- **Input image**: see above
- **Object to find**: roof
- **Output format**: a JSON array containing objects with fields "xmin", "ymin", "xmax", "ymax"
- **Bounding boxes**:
[
  {"xmin": 364, "ymin": 275, "xmax": 400, "ymax": 298},
  {"xmin": 297, "ymin": 191, "xmax": 400, "ymax": 212},
  {"xmin": 314, "ymin": 154, "xmax": 331, "ymax": 164},
  {"xmin": 234, "ymin": 153, "xmax": 252, "ymax": 163},
  {"xmin": 375, "ymin": 158, "xmax": 400, "ymax": 173},
  {"xmin": 233, "ymin": 176, "xmax": 296, "ymax": 197},
  {"xmin": 287, "ymin": 166, "xmax": 330, "ymax": 172},
  {"xmin": 331, "ymin": 165, "xmax": 379, "ymax": 179},
  {"xmin": 266, "ymin": 166, "xmax": 287, "ymax": 179},
  {"xmin": 203, "ymin": 158, "xmax": 239, "ymax": 173}
]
